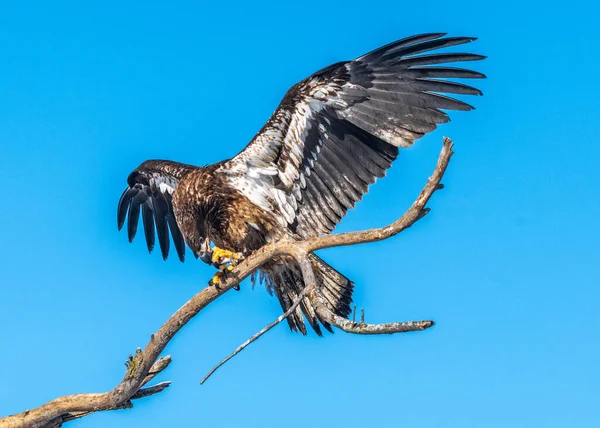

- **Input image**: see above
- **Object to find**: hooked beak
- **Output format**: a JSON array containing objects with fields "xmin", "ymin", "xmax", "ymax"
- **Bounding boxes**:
[{"xmin": 198, "ymin": 237, "xmax": 212, "ymax": 265}]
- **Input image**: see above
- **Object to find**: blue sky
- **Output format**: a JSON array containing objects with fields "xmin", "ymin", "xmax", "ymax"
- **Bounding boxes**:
[{"xmin": 0, "ymin": 1, "xmax": 598, "ymax": 427}]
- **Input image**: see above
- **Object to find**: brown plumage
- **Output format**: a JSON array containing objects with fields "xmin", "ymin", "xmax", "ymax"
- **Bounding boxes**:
[{"xmin": 117, "ymin": 33, "xmax": 486, "ymax": 335}]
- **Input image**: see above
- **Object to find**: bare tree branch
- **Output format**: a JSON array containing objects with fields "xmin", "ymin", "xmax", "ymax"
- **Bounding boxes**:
[
  {"xmin": 59, "ymin": 380, "xmax": 173, "ymax": 425},
  {"xmin": 0, "ymin": 137, "xmax": 454, "ymax": 428},
  {"xmin": 49, "ymin": 356, "xmax": 173, "ymax": 426},
  {"xmin": 26, "ymin": 357, "xmax": 174, "ymax": 428},
  {"xmin": 141, "ymin": 356, "xmax": 172, "ymax": 387}
]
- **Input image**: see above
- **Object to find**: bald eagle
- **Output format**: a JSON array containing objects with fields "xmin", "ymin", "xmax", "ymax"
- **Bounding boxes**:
[{"xmin": 117, "ymin": 33, "xmax": 485, "ymax": 335}]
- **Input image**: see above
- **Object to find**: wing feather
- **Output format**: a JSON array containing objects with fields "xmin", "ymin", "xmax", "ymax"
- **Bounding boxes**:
[
  {"xmin": 141, "ymin": 201, "xmax": 155, "ymax": 252},
  {"xmin": 152, "ymin": 193, "xmax": 171, "ymax": 260},
  {"xmin": 305, "ymin": 178, "xmax": 340, "ymax": 226},
  {"xmin": 127, "ymin": 196, "xmax": 141, "ymax": 242},
  {"xmin": 312, "ymin": 159, "xmax": 358, "ymax": 209}
]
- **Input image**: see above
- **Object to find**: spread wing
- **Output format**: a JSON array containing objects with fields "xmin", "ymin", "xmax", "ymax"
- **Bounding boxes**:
[
  {"xmin": 117, "ymin": 160, "xmax": 195, "ymax": 262},
  {"xmin": 219, "ymin": 33, "xmax": 486, "ymax": 238}
]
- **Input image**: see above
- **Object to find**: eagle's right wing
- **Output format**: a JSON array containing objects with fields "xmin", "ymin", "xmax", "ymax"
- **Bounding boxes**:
[
  {"xmin": 117, "ymin": 160, "xmax": 195, "ymax": 262},
  {"xmin": 220, "ymin": 33, "xmax": 486, "ymax": 239}
]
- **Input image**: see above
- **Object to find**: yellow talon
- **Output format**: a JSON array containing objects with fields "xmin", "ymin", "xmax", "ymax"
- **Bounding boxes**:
[
  {"xmin": 208, "ymin": 248, "xmax": 240, "ymax": 288},
  {"xmin": 209, "ymin": 271, "xmax": 225, "ymax": 286},
  {"xmin": 208, "ymin": 265, "xmax": 238, "ymax": 289},
  {"xmin": 211, "ymin": 247, "xmax": 240, "ymax": 266}
]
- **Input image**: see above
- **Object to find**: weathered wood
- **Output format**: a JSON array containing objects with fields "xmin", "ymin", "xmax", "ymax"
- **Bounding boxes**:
[{"xmin": 0, "ymin": 137, "xmax": 454, "ymax": 428}]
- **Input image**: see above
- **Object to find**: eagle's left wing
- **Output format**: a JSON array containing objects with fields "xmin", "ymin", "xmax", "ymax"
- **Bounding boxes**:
[
  {"xmin": 117, "ymin": 160, "xmax": 195, "ymax": 261},
  {"xmin": 219, "ymin": 33, "xmax": 486, "ymax": 238}
]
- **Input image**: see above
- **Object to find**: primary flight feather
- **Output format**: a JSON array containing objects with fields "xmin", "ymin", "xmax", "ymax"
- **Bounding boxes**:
[{"xmin": 117, "ymin": 33, "xmax": 486, "ymax": 335}]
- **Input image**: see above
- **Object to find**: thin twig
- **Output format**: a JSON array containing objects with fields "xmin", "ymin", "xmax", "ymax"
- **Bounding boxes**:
[
  {"xmin": 130, "ymin": 382, "xmax": 171, "ymax": 399},
  {"xmin": 200, "ymin": 256, "xmax": 315, "ymax": 385}
]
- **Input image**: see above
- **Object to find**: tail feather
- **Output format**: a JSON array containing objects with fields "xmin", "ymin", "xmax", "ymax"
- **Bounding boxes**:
[{"xmin": 262, "ymin": 254, "xmax": 354, "ymax": 336}]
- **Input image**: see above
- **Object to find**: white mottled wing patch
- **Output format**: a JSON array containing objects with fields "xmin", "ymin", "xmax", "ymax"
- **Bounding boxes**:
[
  {"xmin": 218, "ymin": 78, "xmax": 340, "ymax": 230},
  {"xmin": 150, "ymin": 174, "xmax": 178, "ymax": 195}
]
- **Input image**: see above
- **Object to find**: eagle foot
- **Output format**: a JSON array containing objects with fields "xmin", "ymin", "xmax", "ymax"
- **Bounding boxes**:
[
  {"xmin": 208, "ymin": 265, "xmax": 240, "ymax": 291},
  {"xmin": 211, "ymin": 247, "xmax": 241, "ymax": 267}
]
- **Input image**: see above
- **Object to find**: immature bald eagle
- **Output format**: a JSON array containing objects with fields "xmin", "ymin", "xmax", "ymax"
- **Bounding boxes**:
[{"xmin": 118, "ymin": 33, "xmax": 485, "ymax": 335}]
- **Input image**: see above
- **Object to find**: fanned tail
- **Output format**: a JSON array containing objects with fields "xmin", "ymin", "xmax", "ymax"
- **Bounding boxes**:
[{"xmin": 262, "ymin": 254, "xmax": 353, "ymax": 336}]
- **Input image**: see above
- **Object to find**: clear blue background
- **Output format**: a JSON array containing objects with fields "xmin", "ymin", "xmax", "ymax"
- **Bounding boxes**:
[{"xmin": 1, "ymin": 1, "xmax": 598, "ymax": 427}]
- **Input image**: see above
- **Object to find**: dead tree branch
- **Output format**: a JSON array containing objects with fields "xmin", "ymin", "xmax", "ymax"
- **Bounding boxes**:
[
  {"xmin": 312, "ymin": 290, "xmax": 434, "ymax": 334},
  {"xmin": 0, "ymin": 137, "xmax": 454, "ymax": 428}
]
